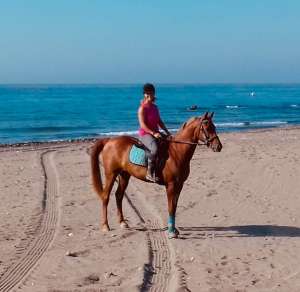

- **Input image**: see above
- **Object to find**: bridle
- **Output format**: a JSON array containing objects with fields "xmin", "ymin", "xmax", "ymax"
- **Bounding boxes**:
[
  {"xmin": 199, "ymin": 119, "xmax": 218, "ymax": 146},
  {"xmin": 166, "ymin": 119, "xmax": 218, "ymax": 147}
]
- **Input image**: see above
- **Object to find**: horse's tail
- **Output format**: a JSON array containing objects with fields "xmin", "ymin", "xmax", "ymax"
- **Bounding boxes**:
[{"xmin": 91, "ymin": 138, "xmax": 110, "ymax": 196}]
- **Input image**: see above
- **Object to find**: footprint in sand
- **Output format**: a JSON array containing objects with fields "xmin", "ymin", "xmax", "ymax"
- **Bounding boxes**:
[{"xmin": 206, "ymin": 189, "xmax": 218, "ymax": 197}]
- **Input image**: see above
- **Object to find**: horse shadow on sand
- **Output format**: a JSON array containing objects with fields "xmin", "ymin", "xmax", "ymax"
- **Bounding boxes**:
[
  {"xmin": 134, "ymin": 225, "xmax": 300, "ymax": 239},
  {"xmin": 176, "ymin": 225, "xmax": 300, "ymax": 240}
]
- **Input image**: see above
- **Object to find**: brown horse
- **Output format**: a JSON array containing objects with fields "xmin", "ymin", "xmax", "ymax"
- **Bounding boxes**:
[{"xmin": 91, "ymin": 112, "xmax": 222, "ymax": 238}]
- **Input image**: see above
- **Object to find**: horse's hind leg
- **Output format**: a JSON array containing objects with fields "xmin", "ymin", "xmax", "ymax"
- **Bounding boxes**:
[
  {"xmin": 101, "ymin": 172, "xmax": 117, "ymax": 232},
  {"xmin": 115, "ymin": 172, "xmax": 130, "ymax": 229}
]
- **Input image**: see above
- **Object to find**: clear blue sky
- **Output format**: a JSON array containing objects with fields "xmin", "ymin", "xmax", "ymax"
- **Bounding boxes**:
[{"xmin": 0, "ymin": 1, "xmax": 299, "ymax": 84}]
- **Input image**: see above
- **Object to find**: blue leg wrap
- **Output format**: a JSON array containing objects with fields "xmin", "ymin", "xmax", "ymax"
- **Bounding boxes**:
[{"xmin": 168, "ymin": 215, "xmax": 175, "ymax": 233}]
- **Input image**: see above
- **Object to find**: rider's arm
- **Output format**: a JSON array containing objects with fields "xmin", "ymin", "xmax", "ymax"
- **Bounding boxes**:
[
  {"xmin": 158, "ymin": 118, "xmax": 171, "ymax": 136},
  {"xmin": 138, "ymin": 106, "xmax": 155, "ymax": 135}
]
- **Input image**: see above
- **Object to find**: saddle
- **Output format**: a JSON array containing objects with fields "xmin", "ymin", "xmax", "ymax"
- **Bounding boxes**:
[
  {"xmin": 129, "ymin": 137, "xmax": 169, "ymax": 173},
  {"xmin": 129, "ymin": 144, "xmax": 148, "ymax": 166}
]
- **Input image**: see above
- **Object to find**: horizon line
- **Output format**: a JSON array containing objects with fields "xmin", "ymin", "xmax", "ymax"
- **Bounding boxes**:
[{"xmin": 1, "ymin": 82, "xmax": 300, "ymax": 86}]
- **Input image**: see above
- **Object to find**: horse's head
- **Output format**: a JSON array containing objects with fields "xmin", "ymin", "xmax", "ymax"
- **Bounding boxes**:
[
  {"xmin": 180, "ymin": 112, "xmax": 222, "ymax": 152},
  {"xmin": 179, "ymin": 112, "xmax": 222, "ymax": 152},
  {"xmin": 198, "ymin": 112, "xmax": 222, "ymax": 152}
]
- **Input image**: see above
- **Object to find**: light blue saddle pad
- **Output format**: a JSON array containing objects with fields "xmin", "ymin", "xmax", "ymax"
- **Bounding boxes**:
[{"xmin": 129, "ymin": 145, "xmax": 147, "ymax": 166}]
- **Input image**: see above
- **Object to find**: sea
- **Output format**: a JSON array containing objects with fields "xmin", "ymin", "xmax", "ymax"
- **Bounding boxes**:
[{"xmin": 0, "ymin": 84, "xmax": 300, "ymax": 145}]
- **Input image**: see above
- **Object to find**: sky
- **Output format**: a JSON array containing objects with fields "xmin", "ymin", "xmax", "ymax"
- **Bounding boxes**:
[{"xmin": 0, "ymin": 1, "xmax": 299, "ymax": 84}]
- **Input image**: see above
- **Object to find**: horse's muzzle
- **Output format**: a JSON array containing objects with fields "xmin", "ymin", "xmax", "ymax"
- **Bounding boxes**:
[{"xmin": 211, "ymin": 138, "xmax": 222, "ymax": 152}]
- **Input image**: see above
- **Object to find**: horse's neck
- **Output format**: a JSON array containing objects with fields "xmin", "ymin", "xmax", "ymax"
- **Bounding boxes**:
[
  {"xmin": 175, "ymin": 126, "xmax": 197, "ymax": 142},
  {"xmin": 170, "ymin": 127, "xmax": 198, "ymax": 164}
]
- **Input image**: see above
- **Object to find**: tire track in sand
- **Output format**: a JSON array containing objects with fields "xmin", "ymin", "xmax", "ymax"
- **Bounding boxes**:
[
  {"xmin": 0, "ymin": 151, "xmax": 60, "ymax": 292},
  {"xmin": 126, "ymin": 182, "xmax": 190, "ymax": 292}
]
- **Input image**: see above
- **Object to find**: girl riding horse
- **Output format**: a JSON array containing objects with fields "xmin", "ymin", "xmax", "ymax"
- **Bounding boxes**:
[
  {"xmin": 138, "ymin": 83, "xmax": 171, "ymax": 182},
  {"xmin": 91, "ymin": 112, "xmax": 222, "ymax": 238}
]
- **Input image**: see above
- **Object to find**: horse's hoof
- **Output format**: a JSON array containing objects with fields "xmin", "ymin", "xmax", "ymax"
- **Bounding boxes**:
[
  {"xmin": 168, "ymin": 231, "xmax": 178, "ymax": 239},
  {"xmin": 174, "ymin": 228, "xmax": 180, "ymax": 236},
  {"xmin": 101, "ymin": 224, "xmax": 110, "ymax": 232},
  {"xmin": 120, "ymin": 221, "xmax": 129, "ymax": 229}
]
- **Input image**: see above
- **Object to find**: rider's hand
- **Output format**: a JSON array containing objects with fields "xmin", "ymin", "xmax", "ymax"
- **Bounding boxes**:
[{"xmin": 153, "ymin": 132, "xmax": 162, "ymax": 139}]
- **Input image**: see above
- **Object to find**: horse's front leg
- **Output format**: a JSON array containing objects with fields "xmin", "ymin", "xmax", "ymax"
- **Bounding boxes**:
[{"xmin": 166, "ymin": 182, "xmax": 183, "ymax": 239}]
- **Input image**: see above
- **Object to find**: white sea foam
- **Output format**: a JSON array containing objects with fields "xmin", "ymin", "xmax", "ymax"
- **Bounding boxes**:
[
  {"xmin": 226, "ymin": 105, "xmax": 239, "ymax": 109},
  {"xmin": 98, "ymin": 128, "xmax": 180, "ymax": 136},
  {"xmin": 216, "ymin": 121, "xmax": 287, "ymax": 128},
  {"xmin": 216, "ymin": 122, "xmax": 245, "ymax": 127},
  {"xmin": 100, "ymin": 130, "xmax": 138, "ymax": 136},
  {"xmin": 251, "ymin": 121, "xmax": 287, "ymax": 126}
]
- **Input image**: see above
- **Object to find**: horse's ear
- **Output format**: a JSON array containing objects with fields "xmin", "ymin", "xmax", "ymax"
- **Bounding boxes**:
[
  {"xmin": 182, "ymin": 122, "xmax": 187, "ymax": 129},
  {"xmin": 209, "ymin": 112, "xmax": 214, "ymax": 119},
  {"xmin": 203, "ymin": 112, "xmax": 208, "ymax": 119}
]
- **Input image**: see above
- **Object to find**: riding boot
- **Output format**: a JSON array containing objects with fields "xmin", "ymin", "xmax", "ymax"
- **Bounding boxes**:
[{"xmin": 146, "ymin": 159, "xmax": 159, "ymax": 183}]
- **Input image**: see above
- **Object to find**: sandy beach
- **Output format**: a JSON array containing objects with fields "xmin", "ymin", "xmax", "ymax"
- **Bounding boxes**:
[{"xmin": 0, "ymin": 127, "xmax": 300, "ymax": 292}]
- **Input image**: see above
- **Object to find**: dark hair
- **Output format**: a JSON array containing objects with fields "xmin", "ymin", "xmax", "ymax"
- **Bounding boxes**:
[{"xmin": 143, "ymin": 83, "xmax": 155, "ymax": 94}]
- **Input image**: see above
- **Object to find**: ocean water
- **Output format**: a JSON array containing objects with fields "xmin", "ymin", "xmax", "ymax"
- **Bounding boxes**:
[{"xmin": 0, "ymin": 84, "xmax": 300, "ymax": 144}]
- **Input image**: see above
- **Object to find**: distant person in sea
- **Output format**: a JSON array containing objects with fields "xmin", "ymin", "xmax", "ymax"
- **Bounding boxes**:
[
  {"xmin": 187, "ymin": 105, "xmax": 198, "ymax": 111},
  {"xmin": 138, "ymin": 83, "xmax": 171, "ymax": 183}
]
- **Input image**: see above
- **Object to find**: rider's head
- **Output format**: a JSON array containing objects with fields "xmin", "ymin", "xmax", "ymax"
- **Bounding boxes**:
[
  {"xmin": 143, "ymin": 83, "xmax": 155, "ymax": 95},
  {"xmin": 143, "ymin": 83, "xmax": 156, "ymax": 103}
]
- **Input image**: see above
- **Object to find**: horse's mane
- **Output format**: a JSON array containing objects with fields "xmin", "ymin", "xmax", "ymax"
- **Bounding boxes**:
[{"xmin": 178, "ymin": 116, "xmax": 198, "ymax": 133}]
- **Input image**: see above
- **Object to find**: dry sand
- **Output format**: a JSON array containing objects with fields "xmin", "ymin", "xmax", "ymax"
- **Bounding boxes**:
[{"xmin": 0, "ymin": 127, "xmax": 299, "ymax": 292}]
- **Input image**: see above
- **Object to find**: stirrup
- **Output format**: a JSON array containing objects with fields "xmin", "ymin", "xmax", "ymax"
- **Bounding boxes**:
[{"xmin": 146, "ymin": 173, "xmax": 159, "ymax": 183}]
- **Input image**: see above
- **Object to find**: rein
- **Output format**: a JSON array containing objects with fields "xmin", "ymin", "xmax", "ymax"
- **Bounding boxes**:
[
  {"xmin": 166, "ymin": 137, "xmax": 208, "ymax": 146},
  {"xmin": 164, "ymin": 119, "xmax": 218, "ymax": 146}
]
